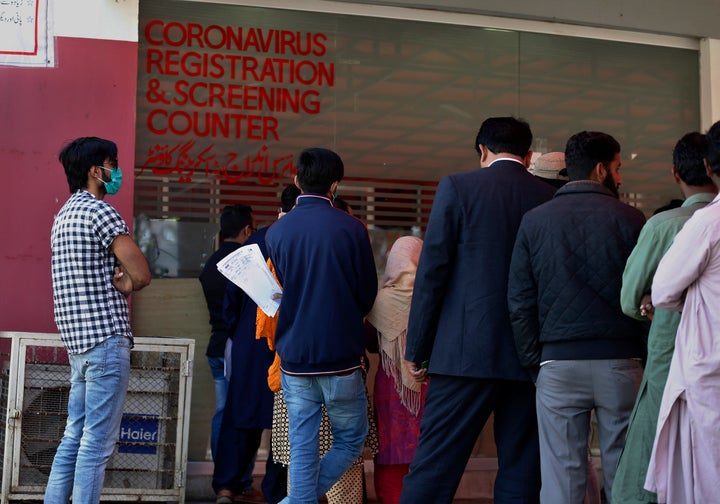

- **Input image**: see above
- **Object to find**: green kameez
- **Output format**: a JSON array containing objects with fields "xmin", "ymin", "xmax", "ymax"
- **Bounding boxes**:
[{"xmin": 612, "ymin": 193, "xmax": 715, "ymax": 504}]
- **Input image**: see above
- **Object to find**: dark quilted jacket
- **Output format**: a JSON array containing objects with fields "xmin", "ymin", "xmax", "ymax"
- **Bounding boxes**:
[{"xmin": 507, "ymin": 181, "xmax": 646, "ymax": 378}]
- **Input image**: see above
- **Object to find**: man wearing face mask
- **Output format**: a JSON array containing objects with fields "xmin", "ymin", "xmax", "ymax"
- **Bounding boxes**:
[
  {"xmin": 508, "ymin": 131, "xmax": 646, "ymax": 504},
  {"xmin": 45, "ymin": 137, "xmax": 151, "ymax": 504}
]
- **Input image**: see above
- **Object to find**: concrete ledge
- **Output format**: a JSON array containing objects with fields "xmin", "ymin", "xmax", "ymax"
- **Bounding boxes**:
[{"xmin": 185, "ymin": 457, "xmax": 499, "ymax": 502}]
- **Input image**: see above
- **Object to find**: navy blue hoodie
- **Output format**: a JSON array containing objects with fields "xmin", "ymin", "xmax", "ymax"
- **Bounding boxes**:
[{"xmin": 266, "ymin": 194, "xmax": 377, "ymax": 374}]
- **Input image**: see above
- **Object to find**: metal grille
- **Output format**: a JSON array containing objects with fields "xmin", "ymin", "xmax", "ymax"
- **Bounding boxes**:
[
  {"xmin": 134, "ymin": 173, "xmax": 436, "ymax": 278},
  {"xmin": 134, "ymin": 172, "xmax": 437, "ymax": 230},
  {"xmin": 19, "ymin": 360, "xmax": 68, "ymax": 486},
  {"xmin": 0, "ymin": 337, "xmax": 10, "ymax": 488},
  {"xmin": 105, "ymin": 351, "xmax": 181, "ymax": 491},
  {"xmin": 1, "ymin": 332, "xmax": 193, "ymax": 503}
]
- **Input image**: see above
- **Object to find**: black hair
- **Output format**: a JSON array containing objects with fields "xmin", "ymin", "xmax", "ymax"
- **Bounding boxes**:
[
  {"xmin": 706, "ymin": 120, "xmax": 720, "ymax": 176},
  {"xmin": 295, "ymin": 148, "xmax": 344, "ymax": 195},
  {"xmin": 564, "ymin": 131, "xmax": 621, "ymax": 181},
  {"xmin": 280, "ymin": 183, "xmax": 301, "ymax": 213},
  {"xmin": 673, "ymin": 132, "xmax": 712, "ymax": 186},
  {"xmin": 58, "ymin": 137, "xmax": 118, "ymax": 193},
  {"xmin": 474, "ymin": 117, "xmax": 532, "ymax": 158},
  {"xmin": 220, "ymin": 204, "xmax": 253, "ymax": 239}
]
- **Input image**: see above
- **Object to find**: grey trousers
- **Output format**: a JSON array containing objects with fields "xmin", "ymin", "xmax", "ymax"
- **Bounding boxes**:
[{"xmin": 536, "ymin": 359, "xmax": 642, "ymax": 504}]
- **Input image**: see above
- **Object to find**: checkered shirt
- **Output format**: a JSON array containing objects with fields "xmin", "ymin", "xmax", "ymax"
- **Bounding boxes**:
[{"xmin": 51, "ymin": 190, "xmax": 132, "ymax": 354}]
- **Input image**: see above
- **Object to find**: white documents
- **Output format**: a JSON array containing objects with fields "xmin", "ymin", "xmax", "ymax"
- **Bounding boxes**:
[{"xmin": 216, "ymin": 243, "xmax": 282, "ymax": 317}]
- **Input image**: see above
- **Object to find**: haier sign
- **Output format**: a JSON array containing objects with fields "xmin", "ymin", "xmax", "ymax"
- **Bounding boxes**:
[{"xmin": 118, "ymin": 413, "xmax": 160, "ymax": 454}]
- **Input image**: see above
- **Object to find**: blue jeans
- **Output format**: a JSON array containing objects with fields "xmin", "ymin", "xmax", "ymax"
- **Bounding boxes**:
[
  {"xmin": 279, "ymin": 370, "xmax": 368, "ymax": 504},
  {"xmin": 44, "ymin": 335, "xmax": 131, "ymax": 504},
  {"xmin": 207, "ymin": 356, "xmax": 228, "ymax": 461}
]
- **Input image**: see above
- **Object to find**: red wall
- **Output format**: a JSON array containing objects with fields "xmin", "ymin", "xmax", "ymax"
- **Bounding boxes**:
[{"xmin": 0, "ymin": 36, "xmax": 139, "ymax": 332}]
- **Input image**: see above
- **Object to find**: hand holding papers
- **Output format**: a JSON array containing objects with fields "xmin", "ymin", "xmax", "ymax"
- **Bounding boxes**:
[{"xmin": 216, "ymin": 244, "xmax": 283, "ymax": 317}]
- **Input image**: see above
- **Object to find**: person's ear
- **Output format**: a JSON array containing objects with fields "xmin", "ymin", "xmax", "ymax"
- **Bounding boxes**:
[
  {"xmin": 330, "ymin": 181, "xmax": 339, "ymax": 196},
  {"xmin": 705, "ymin": 159, "xmax": 714, "ymax": 179},
  {"xmin": 671, "ymin": 165, "xmax": 682, "ymax": 184},
  {"xmin": 523, "ymin": 150, "xmax": 534, "ymax": 169},
  {"xmin": 593, "ymin": 162, "xmax": 606, "ymax": 181},
  {"xmin": 88, "ymin": 165, "xmax": 104, "ymax": 185},
  {"xmin": 294, "ymin": 175, "xmax": 302, "ymax": 191},
  {"xmin": 240, "ymin": 224, "xmax": 253, "ymax": 242},
  {"xmin": 478, "ymin": 144, "xmax": 489, "ymax": 163}
]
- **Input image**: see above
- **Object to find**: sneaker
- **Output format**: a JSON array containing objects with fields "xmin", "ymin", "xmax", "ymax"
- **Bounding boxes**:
[
  {"xmin": 216, "ymin": 489, "xmax": 234, "ymax": 504},
  {"xmin": 234, "ymin": 487, "xmax": 266, "ymax": 503}
]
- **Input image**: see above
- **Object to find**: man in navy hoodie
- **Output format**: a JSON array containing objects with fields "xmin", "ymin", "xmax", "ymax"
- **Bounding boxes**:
[{"xmin": 266, "ymin": 147, "xmax": 377, "ymax": 504}]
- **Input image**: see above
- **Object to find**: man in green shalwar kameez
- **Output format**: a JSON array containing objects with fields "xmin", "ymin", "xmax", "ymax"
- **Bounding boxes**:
[{"xmin": 612, "ymin": 132, "xmax": 717, "ymax": 503}]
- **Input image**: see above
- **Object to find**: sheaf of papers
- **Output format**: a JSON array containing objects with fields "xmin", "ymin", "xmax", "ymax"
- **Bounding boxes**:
[{"xmin": 216, "ymin": 243, "xmax": 282, "ymax": 317}]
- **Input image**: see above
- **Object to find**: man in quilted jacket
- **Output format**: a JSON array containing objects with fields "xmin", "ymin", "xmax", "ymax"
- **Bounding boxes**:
[{"xmin": 508, "ymin": 131, "xmax": 646, "ymax": 504}]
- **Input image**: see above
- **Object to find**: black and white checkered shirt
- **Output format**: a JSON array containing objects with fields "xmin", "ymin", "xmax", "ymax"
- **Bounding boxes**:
[{"xmin": 51, "ymin": 190, "xmax": 132, "ymax": 354}]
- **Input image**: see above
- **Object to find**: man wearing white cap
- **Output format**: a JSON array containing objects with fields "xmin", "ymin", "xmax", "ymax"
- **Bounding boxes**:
[{"xmin": 528, "ymin": 151, "xmax": 568, "ymax": 189}]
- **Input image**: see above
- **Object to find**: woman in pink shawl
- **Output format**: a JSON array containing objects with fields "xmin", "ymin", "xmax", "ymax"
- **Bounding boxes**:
[{"xmin": 366, "ymin": 236, "xmax": 428, "ymax": 504}]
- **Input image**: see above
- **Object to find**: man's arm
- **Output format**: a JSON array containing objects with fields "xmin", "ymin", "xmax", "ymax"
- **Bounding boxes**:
[
  {"xmin": 223, "ymin": 282, "xmax": 243, "ymax": 336},
  {"xmin": 620, "ymin": 221, "xmax": 666, "ymax": 320},
  {"xmin": 404, "ymin": 176, "xmax": 459, "ymax": 365},
  {"xmin": 652, "ymin": 216, "xmax": 710, "ymax": 311},
  {"xmin": 355, "ymin": 226, "xmax": 378, "ymax": 316},
  {"xmin": 110, "ymin": 234, "xmax": 151, "ymax": 296},
  {"xmin": 507, "ymin": 223, "xmax": 541, "ymax": 379}
]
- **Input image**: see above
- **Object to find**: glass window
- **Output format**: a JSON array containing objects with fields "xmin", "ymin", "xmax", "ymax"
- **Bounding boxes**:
[{"xmin": 135, "ymin": 1, "xmax": 699, "ymax": 277}]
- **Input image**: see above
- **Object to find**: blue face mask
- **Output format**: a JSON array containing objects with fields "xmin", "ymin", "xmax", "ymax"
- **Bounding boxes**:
[{"xmin": 97, "ymin": 166, "xmax": 123, "ymax": 195}]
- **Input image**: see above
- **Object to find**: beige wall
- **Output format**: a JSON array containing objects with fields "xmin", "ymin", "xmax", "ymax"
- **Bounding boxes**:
[{"xmin": 131, "ymin": 278, "xmax": 213, "ymax": 461}]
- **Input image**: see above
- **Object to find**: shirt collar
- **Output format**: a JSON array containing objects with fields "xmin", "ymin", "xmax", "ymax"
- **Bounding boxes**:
[
  {"xmin": 488, "ymin": 157, "xmax": 526, "ymax": 168},
  {"xmin": 682, "ymin": 192, "xmax": 717, "ymax": 207},
  {"xmin": 556, "ymin": 179, "xmax": 617, "ymax": 198},
  {"xmin": 77, "ymin": 189, "xmax": 97, "ymax": 199},
  {"xmin": 296, "ymin": 194, "xmax": 333, "ymax": 206}
]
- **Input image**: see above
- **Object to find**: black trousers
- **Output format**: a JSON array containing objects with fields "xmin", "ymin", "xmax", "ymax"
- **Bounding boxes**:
[
  {"xmin": 212, "ymin": 409, "xmax": 287, "ymax": 502},
  {"xmin": 212, "ymin": 422, "xmax": 287, "ymax": 503},
  {"xmin": 212, "ymin": 423, "xmax": 263, "ymax": 494},
  {"xmin": 398, "ymin": 375, "xmax": 540, "ymax": 504}
]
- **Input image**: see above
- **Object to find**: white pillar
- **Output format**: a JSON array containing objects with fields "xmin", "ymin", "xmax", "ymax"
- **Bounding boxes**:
[{"xmin": 700, "ymin": 38, "xmax": 720, "ymax": 130}]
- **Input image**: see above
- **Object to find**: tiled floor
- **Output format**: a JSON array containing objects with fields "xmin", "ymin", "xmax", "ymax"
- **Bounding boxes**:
[
  {"xmin": 185, "ymin": 499, "xmax": 493, "ymax": 504},
  {"xmin": 186, "ymin": 459, "xmax": 499, "ymax": 503}
]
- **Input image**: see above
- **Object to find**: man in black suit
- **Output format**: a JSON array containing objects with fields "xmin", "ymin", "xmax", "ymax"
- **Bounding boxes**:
[{"xmin": 400, "ymin": 117, "xmax": 555, "ymax": 504}]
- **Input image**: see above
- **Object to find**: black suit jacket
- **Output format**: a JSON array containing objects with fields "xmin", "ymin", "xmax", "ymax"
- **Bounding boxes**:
[{"xmin": 405, "ymin": 159, "xmax": 555, "ymax": 381}]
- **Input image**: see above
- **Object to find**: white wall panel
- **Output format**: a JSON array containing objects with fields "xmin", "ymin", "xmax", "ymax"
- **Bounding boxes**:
[
  {"xmin": 54, "ymin": 0, "xmax": 139, "ymax": 41},
  {"xmin": 700, "ymin": 38, "xmax": 720, "ymax": 130}
]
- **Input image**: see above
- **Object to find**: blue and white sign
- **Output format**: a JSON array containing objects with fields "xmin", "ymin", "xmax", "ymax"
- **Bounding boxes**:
[{"xmin": 118, "ymin": 413, "xmax": 159, "ymax": 454}]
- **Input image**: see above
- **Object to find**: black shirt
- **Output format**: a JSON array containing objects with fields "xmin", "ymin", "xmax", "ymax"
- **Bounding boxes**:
[{"xmin": 199, "ymin": 240, "xmax": 241, "ymax": 357}]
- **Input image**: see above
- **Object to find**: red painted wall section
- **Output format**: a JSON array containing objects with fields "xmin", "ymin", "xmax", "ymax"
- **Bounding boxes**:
[{"xmin": 0, "ymin": 36, "xmax": 139, "ymax": 333}]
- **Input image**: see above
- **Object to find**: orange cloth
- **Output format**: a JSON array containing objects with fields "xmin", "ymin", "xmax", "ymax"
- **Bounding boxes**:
[{"xmin": 256, "ymin": 259, "xmax": 282, "ymax": 392}]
